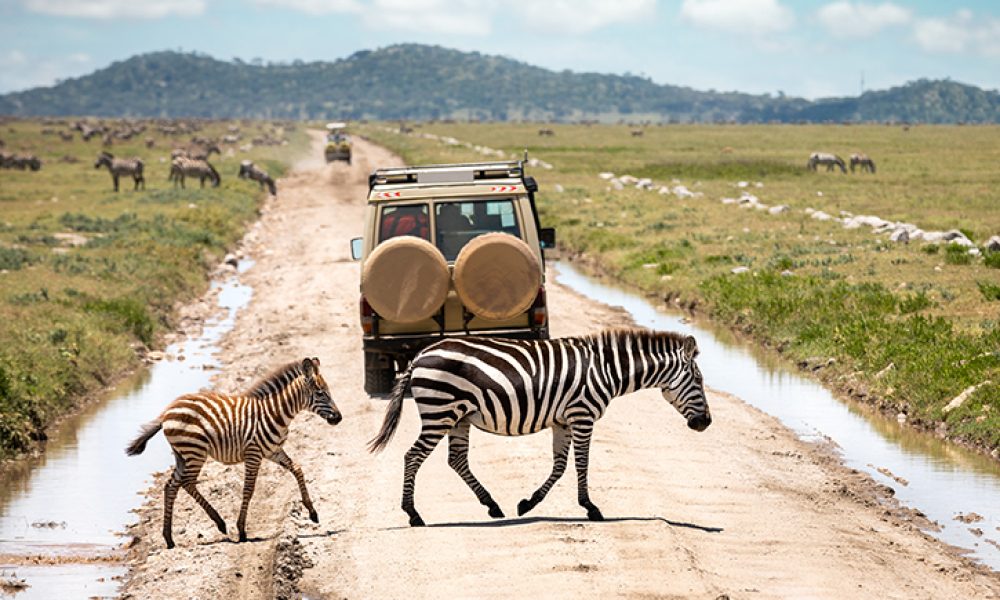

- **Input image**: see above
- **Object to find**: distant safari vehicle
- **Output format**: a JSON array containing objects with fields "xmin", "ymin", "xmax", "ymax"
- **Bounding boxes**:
[{"xmin": 324, "ymin": 122, "xmax": 352, "ymax": 164}]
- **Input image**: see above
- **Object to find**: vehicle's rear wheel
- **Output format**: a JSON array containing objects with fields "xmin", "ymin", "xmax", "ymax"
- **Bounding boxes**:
[
  {"xmin": 364, "ymin": 352, "xmax": 395, "ymax": 396},
  {"xmin": 453, "ymin": 232, "xmax": 542, "ymax": 321}
]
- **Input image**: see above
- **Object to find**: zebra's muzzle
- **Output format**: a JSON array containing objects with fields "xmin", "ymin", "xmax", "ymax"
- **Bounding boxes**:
[
  {"xmin": 326, "ymin": 412, "xmax": 343, "ymax": 425},
  {"xmin": 687, "ymin": 414, "xmax": 711, "ymax": 432}
]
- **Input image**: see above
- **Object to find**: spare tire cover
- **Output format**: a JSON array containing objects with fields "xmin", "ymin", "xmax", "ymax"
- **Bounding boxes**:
[
  {"xmin": 453, "ymin": 232, "xmax": 542, "ymax": 321},
  {"xmin": 361, "ymin": 236, "xmax": 449, "ymax": 323}
]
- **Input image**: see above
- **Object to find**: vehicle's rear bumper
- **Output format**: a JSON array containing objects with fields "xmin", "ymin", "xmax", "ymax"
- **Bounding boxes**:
[{"xmin": 363, "ymin": 327, "xmax": 549, "ymax": 358}]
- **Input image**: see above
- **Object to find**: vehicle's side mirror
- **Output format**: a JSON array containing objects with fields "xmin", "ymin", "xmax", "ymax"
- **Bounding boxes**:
[
  {"xmin": 350, "ymin": 237, "xmax": 363, "ymax": 261},
  {"xmin": 539, "ymin": 227, "xmax": 556, "ymax": 249}
]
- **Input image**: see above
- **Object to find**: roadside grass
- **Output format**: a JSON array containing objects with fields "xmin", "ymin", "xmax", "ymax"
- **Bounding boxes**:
[
  {"xmin": 0, "ymin": 119, "xmax": 306, "ymax": 460},
  {"xmin": 361, "ymin": 122, "xmax": 1000, "ymax": 452}
]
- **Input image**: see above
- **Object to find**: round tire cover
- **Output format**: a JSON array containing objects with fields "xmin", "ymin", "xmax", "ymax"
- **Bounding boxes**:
[
  {"xmin": 453, "ymin": 232, "xmax": 541, "ymax": 321},
  {"xmin": 361, "ymin": 236, "xmax": 449, "ymax": 323}
]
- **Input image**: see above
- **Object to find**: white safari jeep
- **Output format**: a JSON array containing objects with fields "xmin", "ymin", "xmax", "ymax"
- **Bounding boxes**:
[{"xmin": 351, "ymin": 160, "xmax": 556, "ymax": 394}]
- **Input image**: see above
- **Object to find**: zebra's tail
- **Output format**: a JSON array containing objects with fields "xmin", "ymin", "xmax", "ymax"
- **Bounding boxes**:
[
  {"xmin": 125, "ymin": 419, "xmax": 163, "ymax": 456},
  {"xmin": 367, "ymin": 361, "xmax": 414, "ymax": 453},
  {"xmin": 266, "ymin": 178, "xmax": 277, "ymax": 196},
  {"xmin": 207, "ymin": 162, "xmax": 220, "ymax": 187}
]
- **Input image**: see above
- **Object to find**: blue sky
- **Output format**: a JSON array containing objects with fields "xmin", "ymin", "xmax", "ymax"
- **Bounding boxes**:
[{"xmin": 1, "ymin": 0, "xmax": 998, "ymax": 98}]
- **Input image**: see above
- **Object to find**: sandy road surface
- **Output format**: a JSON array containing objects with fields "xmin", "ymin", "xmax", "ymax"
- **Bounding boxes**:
[{"xmin": 122, "ymin": 134, "xmax": 1000, "ymax": 599}]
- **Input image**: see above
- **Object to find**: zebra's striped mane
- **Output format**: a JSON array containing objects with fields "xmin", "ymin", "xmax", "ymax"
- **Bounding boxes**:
[
  {"xmin": 245, "ymin": 361, "xmax": 305, "ymax": 399},
  {"xmin": 578, "ymin": 328, "xmax": 687, "ymax": 346}
]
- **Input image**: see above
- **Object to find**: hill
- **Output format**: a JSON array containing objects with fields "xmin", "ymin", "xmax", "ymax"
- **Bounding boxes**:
[{"xmin": 1, "ymin": 44, "xmax": 997, "ymax": 123}]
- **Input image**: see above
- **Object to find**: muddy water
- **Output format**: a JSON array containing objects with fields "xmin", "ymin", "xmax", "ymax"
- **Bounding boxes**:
[
  {"xmin": 0, "ymin": 265, "xmax": 253, "ymax": 599},
  {"xmin": 554, "ymin": 261, "xmax": 1000, "ymax": 571}
]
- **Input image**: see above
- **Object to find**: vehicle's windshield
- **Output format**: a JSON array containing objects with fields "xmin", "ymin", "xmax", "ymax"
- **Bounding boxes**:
[
  {"xmin": 435, "ymin": 199, "xmax": 520, "ymax": 260},
  {"xmin": 379, "ymin": 204, "xmax": 430, "ymax": 242}
]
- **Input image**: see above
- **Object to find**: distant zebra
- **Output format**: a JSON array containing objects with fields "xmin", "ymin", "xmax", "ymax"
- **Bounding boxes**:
[
  {"xmin": 171, "ymin": 142, "xmax": 221, "ymax": 161},
  {"xmin": 369, "ymin": 329, "xmax": 711, "ymax": 526},
  {"xmin": 170, "ymin": 156, "xmax": 220, "ymax": 188},
  {"xmin": 631, "ymin": 129, "xmax": 644, "ymax": 137},
  {"xmin": 94, "ymin": 151, "xmax": 144, "ymax": 191},
  {"xmin": 1, "ymin": 153, "xmax": 41, "ymax": 171},
  {"xmin": 807, "ymin": 152, "xmax": 846, "ymax": 173},
  {"xmin": 849, "ymin": 153, "xmax": 876, "ymax": 173},
  {"xmin": 238, "ymin": 160, "xmax": 277, "ymax": 196},
  {"xmin": 538, "ymin": 128, "xmax": 555, "ymax": 137},
  {"xmin": 125, "ymin": 357, "xmax": 343, "ymax": 549}
]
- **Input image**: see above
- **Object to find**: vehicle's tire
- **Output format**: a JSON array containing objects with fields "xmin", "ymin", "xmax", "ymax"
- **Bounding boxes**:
[
  {"xmin": 361, "ymin": 236, "xmax": 450, "ymax": 323},
  {"xmin": 364, "ymin": 352, "xmax": 395, "ymax": 395},
  {"xmin": 453, "ymin": 232, "xmax": 541, "ymax": 321}
]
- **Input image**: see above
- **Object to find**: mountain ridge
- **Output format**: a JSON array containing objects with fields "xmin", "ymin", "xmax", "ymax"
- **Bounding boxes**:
[{"xmin": 1, "ymin": 44, "xmax": 997, "ymax": 123}]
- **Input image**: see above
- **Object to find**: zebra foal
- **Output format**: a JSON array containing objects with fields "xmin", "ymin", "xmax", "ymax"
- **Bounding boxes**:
[
  {"xmin": 369, "ymin": 329, "xmax": 711, "ymax": 526},
  {"xmin": 125, "ymin": 357, "xmax": 342, "ymax": 548},
  {"xmin": 94, "ymin": 151, "xmax": 144, "ymax": 191}
]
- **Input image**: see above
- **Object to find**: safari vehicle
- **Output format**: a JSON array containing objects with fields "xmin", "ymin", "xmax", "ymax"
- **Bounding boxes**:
[
  {"xmin": 324, "ymin": 122, "xmax": 352, "ymax": 164},
  {"xmin": 351, "ymin": 159, "xmax": 556, "ymax": 394}
]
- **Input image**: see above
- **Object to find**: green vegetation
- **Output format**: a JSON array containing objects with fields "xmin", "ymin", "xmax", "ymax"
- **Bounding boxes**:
[
  {"xmin": 363, "ymin": 122, "xmax": 1000, "ymax": 452},
  {"xmin": 0, "ymin": 119, "xmax": 305, "ymax": 460},
  {"xmin": 2, "ymin": 46, "xmax": 999, "ymax": 123}
]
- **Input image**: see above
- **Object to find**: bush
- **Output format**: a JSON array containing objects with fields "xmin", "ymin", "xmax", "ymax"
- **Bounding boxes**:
[{"xmin": 944, "ymin": 243, "xmax": 972, "ymax": 265}]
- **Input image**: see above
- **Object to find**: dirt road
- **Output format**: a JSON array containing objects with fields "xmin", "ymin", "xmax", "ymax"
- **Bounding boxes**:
[{"xmin": 122, "ymin": 134, "xmax": 1000, "ymax": 599}]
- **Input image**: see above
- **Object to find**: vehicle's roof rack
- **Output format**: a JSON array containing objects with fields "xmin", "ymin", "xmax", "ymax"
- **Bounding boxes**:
[{"xmin": 370, "ymin": 160, "xmax": 524, "ymax": 189}]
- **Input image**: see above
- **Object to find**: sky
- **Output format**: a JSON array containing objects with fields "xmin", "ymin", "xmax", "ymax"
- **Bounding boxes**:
[{"xmin": 1, "ymin": 0, "xmax": 998, "ymax": 98}]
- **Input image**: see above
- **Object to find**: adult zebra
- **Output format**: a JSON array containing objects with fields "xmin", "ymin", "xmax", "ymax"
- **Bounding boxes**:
[
  {"xmin": 238, "ymin": 160, "xmax": 277, "ymax": 196},
  {"xmin": 125, "ymin": 357, "xmax": 343, "ymax": 548},
  {"xmin": 369, "ymin": 329, "xmax": 711, "ymax": 526},
  {"xmin": 807, "ymin": 152, "xmax": 847, "ymax": 173},
  {"xmin": 849, "ymin": 153, "xmax": 876, "ymax": 173},
  {"xmin": 94, "ymin": 151, "xmax": 144, "ymax": 191},
  {"xmin": 169, "ymin": 156, "xmax": 220, "ymax": 188}
]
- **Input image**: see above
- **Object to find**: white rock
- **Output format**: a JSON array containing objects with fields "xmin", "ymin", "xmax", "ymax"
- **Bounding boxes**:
[
  {"xmin": 673, "ymin": 185, "xmax": 696, "ymax": 198},
  {"xmin": 610, "ymin": 179, "xmax": 624, "ymax": 191},
  {"xmin": 553, "ymin": 184, "xmax": 565, "ymax": 193},
  {"xmin": 658, "ymin": 186, "xmax": 672, "ymax": 195},
  {"xmin": 599, "ymin": 172, "xmax": 615, "ymax": 180},
  {"xmin": 984, "ymin": 235, "xmax": 1000, "ymax": 252},
  {"xmin": 969, "ymin": 247, "xmax": 981, "ymax": 256},
  {"xmin": 943, "ymin": 381, "xmax": 992, "ymax": 413},
  {"xmin": 755, "ymin": 181, "xmax": 764, "ymax": 188},
  {"xmin": 731, "ymin": 266, "xmax": 751, "ymax": 274},
  {"xmin": 811, "ymin": 211, "xmax": 833, "ymax": 221},
  {"xmin": 923, "ymin": 231, "xmax": 946, "ymax": 243},
  {"xmin": 619, "ymin": 175, "xmax": 638, "ymax": 185},
  {"xmin": 636, "ymin": 178, "xmax": 654, "ymax": 190},
  {"xmin": 737, "ymin": 181, "xmax": 749, "ymax": 188},
  {"xmin": 780, "ymin": 270, "xmax": 794, "ymax": 277},
  {"xmin": 769, "ymin": 205, "xmax": 789, "ymax": 215},
  {"xmin": 816, "ymin": 191, "xmax": 824, "ymax": 197},
  {"xmin": 721, "ymin": 197, "xmax": 738, "ymax": 204}
]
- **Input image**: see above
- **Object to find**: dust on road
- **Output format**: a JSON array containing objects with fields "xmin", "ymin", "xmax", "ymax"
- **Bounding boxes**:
[{"xmin": 122, "ymin": 133, "xmax": 1000, "ymax": 599}]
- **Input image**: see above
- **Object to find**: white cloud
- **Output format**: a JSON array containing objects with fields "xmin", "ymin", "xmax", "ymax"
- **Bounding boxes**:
[
  {"xmin": 23, "ymin": 0, "xmax": 205, "ymax": 19},
  {"xmin": 252, "ymin": 0, "xmax": 653, "ymax": 35},
  {"xmin": 252, "ymin": 0, "xmax": 362, "ymax": 15},
  {"xmin": 913, "ymin": 9, "xmax": 1000, "ymax": 57},
  {"xmin": 679, "ymin": 0, "xmax": 794, "ymax": 34},
  {"xmin": 0, "ymin": 51, "xmax": 95, "ymax": 93},
  {"xmin": 817, "ymin": 2, "xmax": 910, "ymax": 38}
]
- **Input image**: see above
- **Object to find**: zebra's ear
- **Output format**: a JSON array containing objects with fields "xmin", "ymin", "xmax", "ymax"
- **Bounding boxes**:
[
  {"xmin": 312, "ymin": 357, "xmax": 321, "ymax": 367},
  {"xmin": 682, "ymin": 335, "xmax": 699, "ymax": 361},
  {"xmin": 302, "ymin": 357, "xmax": 316, "ymax": 376}
]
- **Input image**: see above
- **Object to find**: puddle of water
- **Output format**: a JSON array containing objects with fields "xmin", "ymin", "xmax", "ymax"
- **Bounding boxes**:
[
  {"xmin": 554, "ymin": 261, "xmax": 1000, "ymax": 570},
  {"xmin": 0, "ymin": 564, "xmax": 119, "ymax": 600},
  {"xmin": 0, "ymin": 262, "xmax": 253, "ymax": 597}
]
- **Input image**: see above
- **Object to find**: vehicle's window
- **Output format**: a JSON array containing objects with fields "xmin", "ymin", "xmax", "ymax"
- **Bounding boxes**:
[
  {"xmin": 380, "ymin": 204, "xmax": 430, "ymax": 242},
  {"xmin": 435, "ymin": 199, "xmax": 520, "ymax": 261}
]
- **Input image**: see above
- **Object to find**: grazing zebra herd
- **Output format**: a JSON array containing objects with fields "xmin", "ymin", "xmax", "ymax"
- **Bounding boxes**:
[
  {"xmin": 128, "ymin": 328, "xmax": 711, "ymax": 548},
  {"xmin": 82, "ymin": 151, "xmax": 275, "ymax": 195},
  {"xmin": 0, "ymin": 151, "xmax": 42, "ymax": 171},
  {"xmin": 808, "ymin": 151, "xmax": 877, "ymax": 174}
]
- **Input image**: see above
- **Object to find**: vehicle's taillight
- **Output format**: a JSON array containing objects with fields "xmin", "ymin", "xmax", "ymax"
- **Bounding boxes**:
[
  {"xmin": 529, "ymin": 286, "xmax": 547, "ymax": 327},
  {"xmin": 361, "ymin": 295, "xmax": 375, "ymax": 334}
]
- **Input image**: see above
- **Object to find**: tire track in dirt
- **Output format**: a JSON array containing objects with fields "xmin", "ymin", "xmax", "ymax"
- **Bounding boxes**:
[{"xmin": 122, "ymin": 133, "xmax": 1000, "ymax": 600}]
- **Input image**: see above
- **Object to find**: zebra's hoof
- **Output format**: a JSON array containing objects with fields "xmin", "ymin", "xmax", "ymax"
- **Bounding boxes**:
[
  {"xmin": 409, "ymin": 514, "xmax": 425, "ymax": 527},
  {"xmin": 487, "ymin": 504, "xmax": 505, "ymax": 519},
  {"xmin": 517, "ymin": 499, "xmax": 535, "ymax": 516},
  {"xmin": 586, "ymin": 507, "xmax": 605, "ymax": 522},
  {"xmin": 309, "ymin": 510, "xmax": 319, "ymax": 523},
  {"xmin": 165, "ymin": 540, "xmax": 175, "ymax": 550},
  {"xmin": 238, "ymin": 531, "xmax": 247, "ymax": 543}
]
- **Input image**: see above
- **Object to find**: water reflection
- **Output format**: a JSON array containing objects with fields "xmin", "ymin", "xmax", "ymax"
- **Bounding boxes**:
[
  {"xmin": 554, "ymin": 261, "xmax": 1000, "ymax": 570},
  {"xmin": 0, "ymin": 264, "xmax": 253, "ymax": 597}
]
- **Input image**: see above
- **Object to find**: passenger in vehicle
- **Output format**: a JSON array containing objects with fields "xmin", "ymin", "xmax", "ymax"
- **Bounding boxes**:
[{"xmin": 381, "ymin": 205, "xmax": 429, "ymax": 241}]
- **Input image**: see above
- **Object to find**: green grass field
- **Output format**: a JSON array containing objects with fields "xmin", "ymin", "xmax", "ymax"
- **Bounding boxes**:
[
  {"xmin": 361, "ymin": 122, "xmax": 1000, "ymax": 453},
  {"xmin": 0, "ymin": 118, "xmax": 307, "ymax": 459}
]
